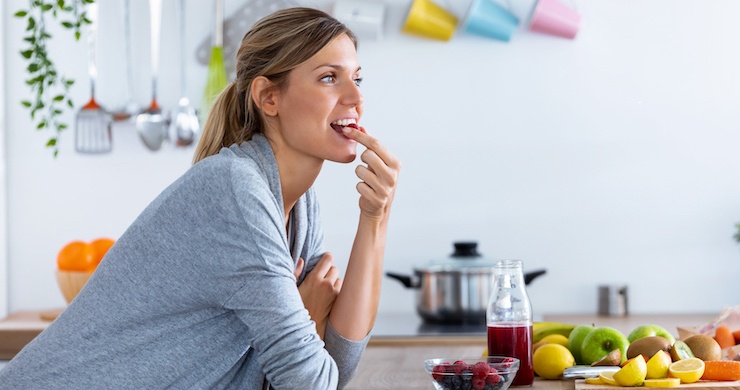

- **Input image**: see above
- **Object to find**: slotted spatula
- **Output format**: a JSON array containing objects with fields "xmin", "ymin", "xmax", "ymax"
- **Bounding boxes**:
[{"xmin": 75, "ymin": 2, "xmax": 112, "ymax": 154}]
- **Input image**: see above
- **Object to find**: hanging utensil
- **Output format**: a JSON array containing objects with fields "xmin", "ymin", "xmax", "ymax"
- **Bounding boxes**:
[
  {"xmin": 136, "ymin": 0, "xmax": 168, "ymax": 151},
  {"xmin": 75, "ymin": 2, "xmax": 112, "ymax": 154},
  {"xmin": 201, "ymin": 0, "xmax": 228, "ymax": 122},
  {"xmin": 170, "ymin": 0, "xmax": 200, "ymax": 147},
  {"xmin": 111, "ymin": 0, "xmax": 141, "ymax": 121}
]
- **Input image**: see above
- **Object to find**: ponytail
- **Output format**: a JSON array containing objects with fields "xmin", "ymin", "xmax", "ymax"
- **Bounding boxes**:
[{"xmin": 192, "ymin": 82, "xmax": 248, "ymax": 164}]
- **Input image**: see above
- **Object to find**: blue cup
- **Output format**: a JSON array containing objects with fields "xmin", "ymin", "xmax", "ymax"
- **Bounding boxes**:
[{"xmin": 463, "ymin": 0, "xmax": 520, "ymax": 42}]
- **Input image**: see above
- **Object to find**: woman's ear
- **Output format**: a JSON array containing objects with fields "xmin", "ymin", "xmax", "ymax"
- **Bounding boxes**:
[{"xmin": 251, "ymin": 76, "xmax": 278, "ymax": 117}]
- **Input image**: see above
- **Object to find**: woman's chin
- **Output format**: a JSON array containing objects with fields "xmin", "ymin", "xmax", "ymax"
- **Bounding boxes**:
[{"xmin": 329, "ymin": 152, "xmax": 357, "ymax": 164}]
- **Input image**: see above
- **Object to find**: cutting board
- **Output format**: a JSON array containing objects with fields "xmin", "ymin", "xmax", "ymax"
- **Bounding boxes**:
[{"xmin": 575, "ymin": 379, "xmax": 740, "ymax": 390}]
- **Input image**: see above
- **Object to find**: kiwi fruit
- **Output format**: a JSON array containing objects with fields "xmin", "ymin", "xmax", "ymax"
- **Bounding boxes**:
[
  {"xmin": 669, "ymin": 340, "xmax": 695, "ymax": 361},
  {"xmin": 684, "ymin": 334, "xmax": 721, "ymax": 361},
  {"xmin": 592, "ymin": 349, "xmax": 622, "ymax": 366},
  {"xmin": 626, "ymin": 336, "xmax": 672, "ymax": 360}
]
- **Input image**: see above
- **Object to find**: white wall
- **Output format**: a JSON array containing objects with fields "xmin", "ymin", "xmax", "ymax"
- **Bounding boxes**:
[{"xmin": 2, "ymin": 0, "xmax": 740, "ymax": 318}]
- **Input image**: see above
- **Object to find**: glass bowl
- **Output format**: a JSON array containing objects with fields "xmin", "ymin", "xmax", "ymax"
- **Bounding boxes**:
[{"xmin": 424, "ymin": 356, "xmax": 520, "ymax": 390}]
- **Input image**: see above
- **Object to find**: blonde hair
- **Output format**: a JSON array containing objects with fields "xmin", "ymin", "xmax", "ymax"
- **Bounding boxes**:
[{"xmin": 192, "ymin": 7, "xmax": 357, "ymax": 164}]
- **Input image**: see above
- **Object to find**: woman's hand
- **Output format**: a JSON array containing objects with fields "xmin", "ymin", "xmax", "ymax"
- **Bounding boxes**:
[
  {"xmin": 341, "ymin": 126, "xmax": 401, "ymax": 221},
  {"xmin": 293, "ymin": 253, "xmax": 342, "ymax": 339}
]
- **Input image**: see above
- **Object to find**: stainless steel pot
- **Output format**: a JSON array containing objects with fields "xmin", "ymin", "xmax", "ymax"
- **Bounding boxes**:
[{"xmin": 386, "ymin": 242, "xmax": 546, "ymax": 324}]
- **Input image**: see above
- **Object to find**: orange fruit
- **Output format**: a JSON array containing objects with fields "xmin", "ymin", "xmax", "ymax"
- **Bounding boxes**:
[
  {"xmin": 90, "ymin": 237, "xmax": 115, "ymax": 266},
  {"xmin": 57, "ymin": 241, "xmax": 96, "ymax": 271}
]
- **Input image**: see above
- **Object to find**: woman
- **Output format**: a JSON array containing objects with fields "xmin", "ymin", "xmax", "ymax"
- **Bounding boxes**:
[{"xmin": 0, "ymin": 7, "xmax": 399, "ymax": 390}]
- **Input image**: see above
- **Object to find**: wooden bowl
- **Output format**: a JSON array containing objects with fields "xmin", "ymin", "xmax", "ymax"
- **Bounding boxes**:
[{"xmin": 56, "ymin": 270, "xmax": 93, "ymax": 303}]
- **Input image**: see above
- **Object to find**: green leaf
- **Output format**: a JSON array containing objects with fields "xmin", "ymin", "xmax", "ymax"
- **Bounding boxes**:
[
  {"xmin": 20, "ymin": 50, "xmax": 33, "ymax": 59},
  {"xmin": 27, "ymin": 63, "xmax": 39, "ymax": 72},
  {"xmin": 15, "ymin": 10, "xmax": 28, "ymax": 17},
  {"xmin": 37, "ymin": 121, "xmax": 47, "ymax": 129},
  {"xmin": 46, "ymin": 138, "xmax": 57, "ymax": 147},
  {"xmin": 41, "ymin": 4, "xmax": 53, "ymax": 11},
  {"xmin": 27, "ymin": 17, "xmax": 36, "ymax": 30},
  {"xmin": 75, "ymin": 31, "xmax": 80, "ymax": 40},
  {"xmin": 58, "ymin": 123, "xmax": 68, "ymax": 130},
  {"xmin": 21, "ymin": 101, "xmax": 32, "ymax": 108},
  {"xmin": 53, "ymin": 94, "xmax": 64, "ymax": 102},
  {"xmin": 61, "ymin": 21, "xmax": 73, "ymax": 28}
]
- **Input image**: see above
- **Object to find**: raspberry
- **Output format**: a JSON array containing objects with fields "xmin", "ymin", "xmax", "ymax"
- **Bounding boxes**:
[
  {"xmin": 472, "ymin": 377, "xmax": 486, "ymax": 390},
  {"xmin": 453, "ymin": 360, "xmax": 468, "ymax": 376},
  {"xmin": 486, "ymin": 372, "xmax": 501, "ymax": 385},
  {"xmin": 432, "ymin": 364, "xmax": 447, "ymax": 382},
  {"xmin": 471, "ymin": 362, "xmax": 489, "ymax": 379}
]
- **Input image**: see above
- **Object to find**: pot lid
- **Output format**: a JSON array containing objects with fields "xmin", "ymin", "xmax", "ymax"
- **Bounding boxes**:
[{"xmin": 414, "ymin": 242, "xmax": 498, "ymax": 273}]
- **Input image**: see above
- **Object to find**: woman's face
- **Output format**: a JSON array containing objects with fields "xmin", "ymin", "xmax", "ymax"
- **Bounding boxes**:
[{"xmin": 270, "ymin": 33, "xmax": 363, "ymax": 164}]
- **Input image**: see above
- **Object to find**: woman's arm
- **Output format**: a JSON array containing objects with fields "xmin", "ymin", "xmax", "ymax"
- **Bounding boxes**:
[{"xmin": 328, "ymin": 126, "xmax": 401, "ymax": 341}]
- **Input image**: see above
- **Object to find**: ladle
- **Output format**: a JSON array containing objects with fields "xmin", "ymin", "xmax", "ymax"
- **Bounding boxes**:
[
  {"xmin": 170, "ymin": 0, "xmax": 200, "ymax": 147},
  {"xmin": 136, "ymin": 0, "xmax": 168, "ymax": 151}
]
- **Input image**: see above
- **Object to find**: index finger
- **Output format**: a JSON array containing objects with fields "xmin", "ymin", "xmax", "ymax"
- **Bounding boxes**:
[{"xmin": 341, "ymin": 126, "xmax": 392, "ymax": 163}]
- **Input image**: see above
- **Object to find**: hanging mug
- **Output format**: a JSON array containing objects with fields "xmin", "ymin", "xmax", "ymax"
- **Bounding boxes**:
[
  {"xmin": 462, "ymin": 0, "xmax": 520, "ymax": 42},
  {"xmin": 402, "ymin": 0, "xmax": 458, "ymax": 41},
  {"xmin": 528, "ymin": 0, "xmax": 581, "ymax": 39},
  {"xmin": 332, "ymin": 0, "xmax": 386, "ymax": 41}
]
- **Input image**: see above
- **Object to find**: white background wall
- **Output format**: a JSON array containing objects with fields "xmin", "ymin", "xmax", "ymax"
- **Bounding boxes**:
[{"xmin": 2, "ymin": 0, "xmax": 740, "ymax": 319}]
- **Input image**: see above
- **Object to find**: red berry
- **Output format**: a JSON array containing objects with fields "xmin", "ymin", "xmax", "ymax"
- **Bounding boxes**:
[
  {"xmin": 432, "ymin": 365, "xmax": 446, "ymax": 381},
  {"xmin": 486, "ymin": 373, "xmax": 502, "ymax": 385},
  {"xmin": 473, "ymin": 377, "xmax": 486, "ymax": 390},
  {"xmin": 471, "ymin": 362, "xmax": 490, "ymax": 379},
  {"xmin": 453, "ymin": 360, "xmax": 468, "ymax": 375}
]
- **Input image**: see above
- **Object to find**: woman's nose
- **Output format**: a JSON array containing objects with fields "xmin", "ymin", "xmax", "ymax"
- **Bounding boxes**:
[{"xmin": 342, "ymin": 82, "xmax": 363, "ymax": 107}]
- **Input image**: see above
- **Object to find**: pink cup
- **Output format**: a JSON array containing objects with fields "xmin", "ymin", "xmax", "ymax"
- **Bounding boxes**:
[{"xmin": 528, "ymin": 0, "xmax": 580, "ymax": 39}]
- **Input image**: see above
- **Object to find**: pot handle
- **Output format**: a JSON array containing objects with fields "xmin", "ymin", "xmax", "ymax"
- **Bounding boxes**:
[
  {"xmin": 385, "ymin": 272, "xmax": 421, "ymax": 289},
  {"xmin": 524, "ymin": 269, "xmax": 547, "ymax": 285}
]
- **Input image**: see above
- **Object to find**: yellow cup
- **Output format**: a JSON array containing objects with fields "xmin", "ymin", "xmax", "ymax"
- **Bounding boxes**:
[{"xmin": 402, "ymin": 0, "xmax": 458, "ymax": 41}]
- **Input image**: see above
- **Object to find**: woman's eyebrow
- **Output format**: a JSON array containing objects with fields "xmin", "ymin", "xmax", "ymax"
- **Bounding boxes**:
[{"xmin": 313, "ymin": 64, "xmax": 362, "ymax": 72}]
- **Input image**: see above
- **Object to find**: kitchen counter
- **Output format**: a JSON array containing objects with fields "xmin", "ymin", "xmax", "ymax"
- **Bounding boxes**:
[
  {"xmin": 0, "ymin": 310, "xmax": 722, "ymax": 387},
  {"xmin": 345, "ymin": 312, "xmax": 720, "ymax": 389}
]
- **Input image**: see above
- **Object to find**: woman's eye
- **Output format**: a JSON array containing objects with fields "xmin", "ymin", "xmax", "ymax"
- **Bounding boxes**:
[
  {"xmin": 321, "ymin": 75, "xmax": 336, "ymax": 83},
  {"xmin": 354, "ymin": 77, "xmax": 363, "ymax": 87}
]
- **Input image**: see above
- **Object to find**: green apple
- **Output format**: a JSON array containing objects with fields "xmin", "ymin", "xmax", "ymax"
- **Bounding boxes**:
[
  {"xmin": 567, "ymin": 324, "xmax": 595, "ymax": 364},
  {"xmin": 580, "ymin": 326, "xmax": 630, "ymax": 365},
  {"xmin": 627, "ymin": 324, "xmax": 676, "ymax": 344}
]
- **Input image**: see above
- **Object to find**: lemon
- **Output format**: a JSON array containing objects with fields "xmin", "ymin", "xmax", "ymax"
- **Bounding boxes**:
[
  {"xmin": 539, "ymin": 334, "xmax": 570, "ymax": 347},
  {"xmin": 598, "ymin": 371, "xmax": 618, "ymax": 385},
  {"xmin": 644, "ymin": 378, "xmax": 681, "ymax": 388},
  {"xmin": 613, "ymin": 354, "xmax": 647, "ymax": 386},
  {"xmin": 585, "ymin": 377, "xmax": 604, "ymax": 385},
  {"xmin": 646, "ymin": 350, "xmax": 672, "ymax": 379},
  {"xmin": 668, "ymin": 357, "xmax": 705, "ymax": 384},
  {"xmin": 482, "ymin": 347, "xmax": 488, "ymax": 357},
  {"xmin": 533, "ymin": 343, "xmax": 575, "ymax": 379}
]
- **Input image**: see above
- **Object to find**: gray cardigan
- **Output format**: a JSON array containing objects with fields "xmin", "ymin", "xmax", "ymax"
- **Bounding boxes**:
[{"xmin": 0, "ymin": 134, "xmax": 368, "ymax": 389}]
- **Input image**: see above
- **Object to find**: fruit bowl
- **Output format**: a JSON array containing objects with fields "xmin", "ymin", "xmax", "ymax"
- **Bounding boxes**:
[
  {"xmin": 56, "ymin": 270, "xmax": 93, "ymax": 303},
  {"xmin": 424, "ymin": 356, "xmax": 519, "ymax": 390}
]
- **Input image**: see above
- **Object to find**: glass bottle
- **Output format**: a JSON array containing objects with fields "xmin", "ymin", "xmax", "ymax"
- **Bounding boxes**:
[{"xmin": 487, "ymin": 259, "xmax": 533, "ymax": 386}]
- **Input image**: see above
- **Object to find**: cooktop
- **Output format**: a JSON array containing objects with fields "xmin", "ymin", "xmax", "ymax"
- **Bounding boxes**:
[{"xmin": 370, "ymin": 312, "xmax": 486, "ymax": 337}]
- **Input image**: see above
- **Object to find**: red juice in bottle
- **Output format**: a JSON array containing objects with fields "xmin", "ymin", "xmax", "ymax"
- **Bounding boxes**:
[{"xmin": 488, "ymin": 322, "xmax": 533, "ymax": 386}]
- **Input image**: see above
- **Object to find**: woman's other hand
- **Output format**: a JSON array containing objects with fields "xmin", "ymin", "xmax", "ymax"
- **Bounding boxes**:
[
  {"xmin": 341, "ymin": 126, "xmax": 401, "ymax": 221},
  {"xmin": 294, "ymin": 253, "xmax": 342, "ymax": 339}
]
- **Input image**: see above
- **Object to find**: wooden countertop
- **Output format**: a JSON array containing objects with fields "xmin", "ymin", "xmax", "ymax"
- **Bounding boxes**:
[{"xmin": 345, "ymin": 344, "xmax": 573, "ymax": 390}]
